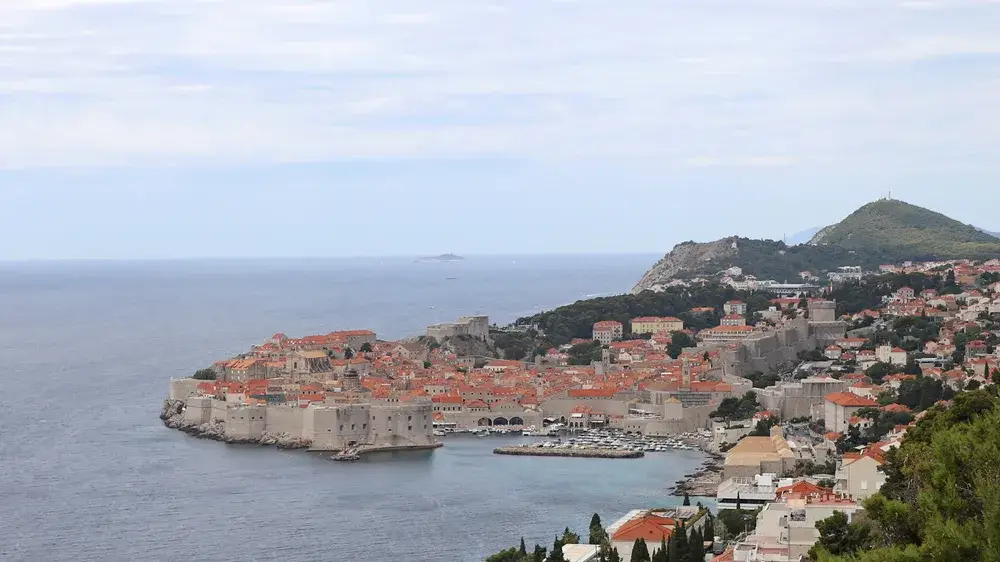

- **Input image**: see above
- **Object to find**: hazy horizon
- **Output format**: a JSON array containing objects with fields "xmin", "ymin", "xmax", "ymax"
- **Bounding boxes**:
[{"xmin": 2, "ymin": 0, "xmax": 998, "ymax": 260}]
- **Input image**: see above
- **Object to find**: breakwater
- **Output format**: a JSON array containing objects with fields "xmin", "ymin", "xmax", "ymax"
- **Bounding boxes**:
[{"xmin": 494, "ymin": 446, "xmax": 644, "ymax": 459}]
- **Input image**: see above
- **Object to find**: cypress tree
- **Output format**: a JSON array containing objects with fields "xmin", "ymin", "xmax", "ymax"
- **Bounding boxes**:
[
  {"xmin": 667, "ymin": 534, "xmax": 679, "ymax": 562},
  {"xmin": 673, "ymin": 522, "xmax": 689, "ymax": 561},
  {"xmin": 651, "ymin": 536, "xmax": 668, "ymax": 562},
  {"xmin": 688, "ymin": 528, "xmax": 705, "ymax": 562},
  {"xmin": 520, "ymin": 537, "xmax": 528, "ymax": 556},
  {"xmin": 590, "ymin": 513, "xmax": 605, "ymax": 545},
  {"xmin": 683, "ymin": 493, "xmax": 691, "ymax": 506},
  {"xmin": 533, "ymin": 544, "xmax": 547, "ymax": 562},
  {"xmin": 630, "ymin": 538, "xmax": 651, "ymax": 562},
  {"xmin": 548, "ymin": 536, "xmax": 566, "ymax": 562},
  {"xmin": 607, "ymin": 546, "xmax": 622, "ymax": 562}
]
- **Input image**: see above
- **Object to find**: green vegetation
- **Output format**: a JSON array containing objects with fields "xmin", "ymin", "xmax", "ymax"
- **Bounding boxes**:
[
  {"xmin": 692, "ymin": 237, "xmax": 860, "ymax": 283},
  {"xmin": 828, "ymin": 272, "xmax": 942, "ymax": 316},
  {"xmin": 895, "ymin": 376, "xmax": 954, "ymax": 412},
  {"xmin": 359, "ymin": 342, "xmax": 372, "ymax": 353},
  {"xmin": 750, "ymin": 417, "xmax": 779, "ymax": 436},
  {"xmin": 519, "ymin": 283, "xmax": 738, "ymax": 347},
  {"xmin": 492, "ymin": 330, "xmax": 538, "ymax": 360},
  {"xmin": 809, "ymin": 199, "xmax": 1000, "ymax": 263},
  {"xmin": 717, "ymin": 509, "xmax": 757, "ymax": 539},
  {"xmin": 488, "ymin": 517, "xmax": 621, "ymax": 562},
  {"xmin": 568, "ymin": 341, "xmax": 603, "ymax": 365},
  {"xmin": 666, "ymin": 331, "xmax": 696, "ymax": 360},
  {"xmin": 711, "ymin": 391, "xmax": 761, "ymax": 422},
  {"xmin": 192, "ymin": 368, "xmax": 216, "ymax": 380},
  {"xmin": 745, "ymin": 370, "xmax": 781, "ymax": 389},
  {"xmin": 812, "ymin": 388, "xmax": 1000, "ymax": 561}
]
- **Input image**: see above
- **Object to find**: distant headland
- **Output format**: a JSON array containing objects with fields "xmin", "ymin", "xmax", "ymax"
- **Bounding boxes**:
[{"xmin": 415, "ymin": 253, "xmax": 465, "ymax": 263}]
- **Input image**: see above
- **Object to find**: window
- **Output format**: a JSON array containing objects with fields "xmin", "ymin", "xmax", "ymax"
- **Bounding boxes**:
[
  {"xmin": 351, "ymin": 424, "xmax": 355, "ymax": 430},
  {"xmin": 363, "ymin": 423, "xmax": 367, "ymax": 429},
  {"xmin": 408, "ymin": 416, "xmax": 412, "ymax": 421},
  {"xmin": 340, "ymin": 425, "xmax": 343, "ymax": 431},
  {"xmin": 408, "ymin": 426, "xmax": 412, "ymax": 431}
]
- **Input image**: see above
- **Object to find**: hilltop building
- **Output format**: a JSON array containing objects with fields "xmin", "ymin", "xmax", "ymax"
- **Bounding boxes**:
[
  {"xmin": 426, "ymin": 315, "xmax": 490, "ymax": 341},
  {"xmin": 592, "ymin": 321, "xmax": 623, "ymax": 344}
]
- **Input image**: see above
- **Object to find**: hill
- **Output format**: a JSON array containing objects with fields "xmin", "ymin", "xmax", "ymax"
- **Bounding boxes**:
[
  {"xmin": 632, "ymin": 199, "xmax": 1000, "ymax": 293},
  {"xmin": 808, "ymin": 198, "xmax": 1000, "ymax": 262}
]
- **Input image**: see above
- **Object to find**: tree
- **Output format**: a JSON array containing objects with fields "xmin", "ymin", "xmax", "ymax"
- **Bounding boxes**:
[
  {"xmin": 814, "ymin": 390, "xmax": 1000, "ymax": 561},
  {"xmin": 359, "ymin": 342, "xmax": 373, "ymax": 353},
  {"xmin": 548, "ymin": 536, "xmax": 566, "ymax": 562},
  {"xmin": 750, "ymin": 417, "xmax": 779, "ymax": 436},
  {"xmin": 683, "ymin": 492, "xmax": 691, "ymax": 506},
  {"xmin": 520, "ymin": 538, "xmax": 528, "ymax": 557},
  {"xmin": 590, "ymin": 514, "xmax": 607, "ymax": 545},
  {"xmin": 343, "ymin": 347, "xmax": 355, "ymax": 360},
  {"xmin": 672, "ymin": 523, "xmax": 688, "ymax": 561},
  {"xmin": 630, "ymin": 538, "xmax": 650, "ymax": 562},
  {"xmin": 533, "ymin": 545, "xmax": 547, "ymax": 562},
  {"xmin": 192, "ymin": 368, "xmax": 216, "ymax": 380},
  {"xmin": 808, "ymin": 511, "xmax": 872, "ymax": 559},
  {"xmin": 667, "ymin": 331, "xmax": 696, "ymax": 359},
  {"xmin": 687, "ymin": 528, "xmax": 705, "ymax": 562},
  {"xmin": 562, "ymin": 527, "xmax": 580, "ymax": 545},
  {"xmin": 423, "ymin": 360, "xmax": 432, "ymax": 369},
  {"xmin": 865, "ymin": 362, "xmax": 895, "ymax": 383},
  {"xmin": 902, "ymin": 357, "xmax": 922, "ymax": 376},
  {"xmin": 606, "ymin": 546, "xmax": 621, "ymax": 562},
  {"xmin": 651, "ymin": 538, "xmax": 668, "ymax": 562}
]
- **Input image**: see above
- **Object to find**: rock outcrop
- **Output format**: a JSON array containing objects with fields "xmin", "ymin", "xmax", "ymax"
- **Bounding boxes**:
[
  {"xmin": 631, "ymin": 238, "xmax": 738, "ymax": 294},
  {"xmin": 159, "ymin": 399, "xmax": 311, "ymax": 449}
]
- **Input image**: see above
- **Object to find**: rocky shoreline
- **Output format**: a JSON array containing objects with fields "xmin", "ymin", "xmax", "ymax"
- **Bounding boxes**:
[
  {"xmin": 670, "ymin": 453, "xmax": 723, "ymax": 497},
  {"xmin": 494, "ymin": 446, "xmax": 644, "ymax": 459},
  {"xmin": 159, "ymin": 399, "xmax": 312, "ymax": 449}
]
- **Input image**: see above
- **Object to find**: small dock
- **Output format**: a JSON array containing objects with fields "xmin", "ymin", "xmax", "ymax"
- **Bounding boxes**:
[{"xmin": 494, "ymin": 446, "xmax": 644, "ymax": 459}]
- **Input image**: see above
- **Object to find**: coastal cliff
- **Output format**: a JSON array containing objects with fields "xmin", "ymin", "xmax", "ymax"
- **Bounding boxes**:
[
  {"xmin": 160, "ymin": 399, "xmax": 312, "ymax": 449},
  {"xmin": 631, "ymin": 239, "xmax": 738, "ymax": 294}
]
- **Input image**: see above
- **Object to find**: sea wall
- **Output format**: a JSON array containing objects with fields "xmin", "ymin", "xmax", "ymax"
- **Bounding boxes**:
[{"xmin": 494, "ymin": 446, "xmax": 643, "ymax": 459}]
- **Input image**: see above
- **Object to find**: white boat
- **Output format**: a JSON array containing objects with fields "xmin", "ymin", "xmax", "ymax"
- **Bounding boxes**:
[
  {"xmin": 475, "ymin": 429, "xmax": 490, "ymax": 437},
  {"xmin": 433, "ymin": 430, "xmax": 446, "ymax": 437}
]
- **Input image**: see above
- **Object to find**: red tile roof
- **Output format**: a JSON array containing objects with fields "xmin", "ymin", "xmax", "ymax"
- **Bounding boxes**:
[{"xmin": 825, "ymin": 391, "xmax": 879, "ymax": 407}]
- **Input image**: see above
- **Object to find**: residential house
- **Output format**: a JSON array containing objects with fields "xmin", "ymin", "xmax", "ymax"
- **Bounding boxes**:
[{"xmin": 824, "ymin": 392, "xmax": 879, "ymax": 433}]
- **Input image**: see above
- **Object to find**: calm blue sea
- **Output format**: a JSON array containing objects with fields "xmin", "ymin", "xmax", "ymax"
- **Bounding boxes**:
[{"xmin": 0, "ymin": 254, "xmax": 708, "ymax": 561}]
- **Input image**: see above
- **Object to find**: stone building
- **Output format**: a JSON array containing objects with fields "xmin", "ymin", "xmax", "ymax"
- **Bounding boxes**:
[
  {"xmin": 182, "ymin": 396, "xmax": 438, "ymax": 452},
  {"xmin": 426, "ymin": 315, "xmax": 490, "ymax": 341}
]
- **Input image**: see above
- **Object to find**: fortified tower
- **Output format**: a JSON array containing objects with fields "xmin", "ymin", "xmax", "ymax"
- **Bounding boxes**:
[{"xmin": 808, "ymin": 300, "xmax": 837, "ymax": 323}]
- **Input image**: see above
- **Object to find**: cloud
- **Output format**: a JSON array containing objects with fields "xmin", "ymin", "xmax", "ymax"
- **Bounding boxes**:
[{"xmin": 0, "ymin": 0, "xmax": 998, "ymax": 168}]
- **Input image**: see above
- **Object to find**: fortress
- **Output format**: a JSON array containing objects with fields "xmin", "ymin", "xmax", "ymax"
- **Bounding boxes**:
[
  {"xmin": 169, "ymin": 380, "xmax": 437, "ymax": 452},
  {"xmin": 717, "ymin": 300, "xmax": 846, "ymax": 377},
  {"xmin": 425, "ymin": 315, "xmax": 490, "ymax": 341}
]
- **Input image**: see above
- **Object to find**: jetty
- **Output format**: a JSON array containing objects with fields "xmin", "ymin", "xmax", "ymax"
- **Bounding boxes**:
[{"xmin": 494, "ymin": 446, "xmax": 644, "ymax": 459}]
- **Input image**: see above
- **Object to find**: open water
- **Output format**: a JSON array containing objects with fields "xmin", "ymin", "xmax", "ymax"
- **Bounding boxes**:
[{"xmin": 0, "ymin": 254, "xmax": 708, "ymax": 561}]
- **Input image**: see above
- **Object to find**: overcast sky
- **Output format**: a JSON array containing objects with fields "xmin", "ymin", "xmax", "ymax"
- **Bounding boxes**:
[{"xmin": 1, "ymin": 0, "xmax": 998, "ymax": 259}]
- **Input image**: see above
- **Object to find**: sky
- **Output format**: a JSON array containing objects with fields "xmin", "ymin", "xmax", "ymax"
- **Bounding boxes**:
[{"xmin": 1, "ymin": 0, "xmax": 999, "ymax": 260}]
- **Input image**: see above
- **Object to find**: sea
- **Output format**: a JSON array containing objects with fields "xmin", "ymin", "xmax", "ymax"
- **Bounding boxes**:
[{"xmin": 0, "ymin": 254, "xmax": 710, "ymax": 562}]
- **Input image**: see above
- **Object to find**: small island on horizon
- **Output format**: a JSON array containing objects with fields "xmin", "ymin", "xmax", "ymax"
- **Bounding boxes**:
[{"xmin": 415, "ymin": 253, "xmax": 465, "ymax": 263}]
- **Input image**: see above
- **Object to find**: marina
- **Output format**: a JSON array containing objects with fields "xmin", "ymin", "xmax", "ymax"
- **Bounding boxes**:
[{"xmin": 439, "ymin": 425, "xmax": 713, "ymax": 455}]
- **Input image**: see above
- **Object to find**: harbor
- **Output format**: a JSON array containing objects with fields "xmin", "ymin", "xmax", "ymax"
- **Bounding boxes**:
[{"xmin": 440, "ymin": 425, "xmax": 713, "ymax": 455}]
